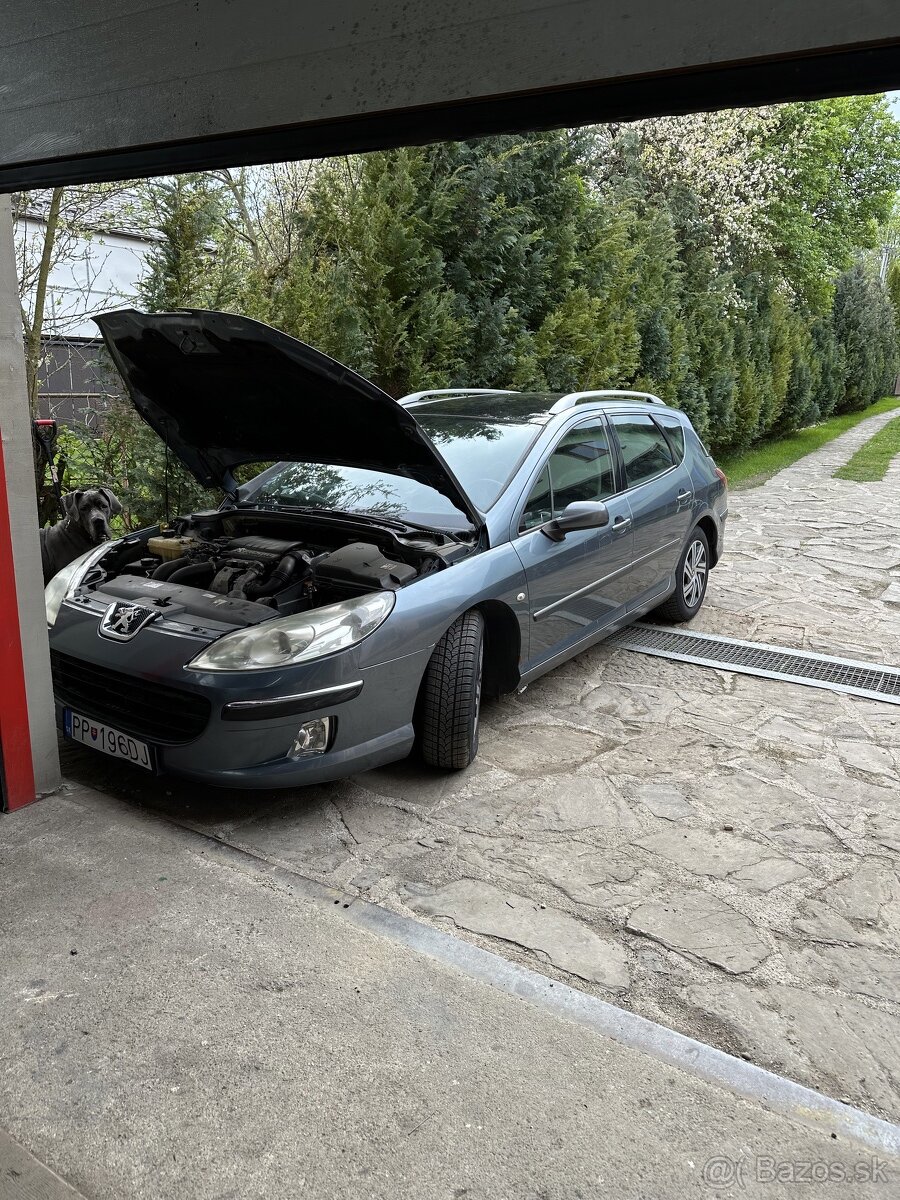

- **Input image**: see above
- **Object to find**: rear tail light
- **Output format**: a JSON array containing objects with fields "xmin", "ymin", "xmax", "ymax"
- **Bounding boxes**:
[{"xmin": 715, "ymin": 467, "xmax": 728, "ymax": 488}]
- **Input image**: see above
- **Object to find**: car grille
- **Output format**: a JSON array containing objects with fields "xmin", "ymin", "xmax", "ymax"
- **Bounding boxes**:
[{"xmin": 51, "ymin": 651, "xmax": 211, "ymax": 744}]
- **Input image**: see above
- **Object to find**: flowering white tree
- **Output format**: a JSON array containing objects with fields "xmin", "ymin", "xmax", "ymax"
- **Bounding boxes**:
[
  {"xmin": 631, "ymin": 107, "xmax": 784, "ymax": 266},
  {"xmin": 631, "ymin": 96, "xmax": 900, "ymax": 309}
]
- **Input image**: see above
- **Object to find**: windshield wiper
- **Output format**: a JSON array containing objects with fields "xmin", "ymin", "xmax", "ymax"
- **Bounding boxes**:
[
  {"xmin": 242, "ymin": 501, "xmax": 469, "ymax": 540},
  {"xmin": 300, "ymin": 506, "xmax": 415, "ymax": 529}
]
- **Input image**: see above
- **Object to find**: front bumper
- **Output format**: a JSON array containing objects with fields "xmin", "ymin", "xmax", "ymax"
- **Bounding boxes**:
[{"xmin": 52, "ymin": 609, "xmax": 431, "ymax": 787}]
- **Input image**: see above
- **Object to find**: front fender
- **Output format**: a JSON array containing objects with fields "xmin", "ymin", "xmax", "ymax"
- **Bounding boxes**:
[{"xmin": 357, "ymin": 543, "xmax": 529, "ymax": 672}]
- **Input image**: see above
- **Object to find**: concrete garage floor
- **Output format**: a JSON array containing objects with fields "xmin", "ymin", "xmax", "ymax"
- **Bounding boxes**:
[
  {"xmin": 40, "ymin": 408, "xmax": 900, "ymax": 1137},
  {"xmin": 5, "ymin": 788, "xmax": 898, "ymax": 1200}
]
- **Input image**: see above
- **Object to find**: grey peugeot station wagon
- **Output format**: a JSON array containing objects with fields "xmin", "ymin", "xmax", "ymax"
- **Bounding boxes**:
[{"xmin": 46, "ymin": 309, "xmax": 728, "ymax": 787}]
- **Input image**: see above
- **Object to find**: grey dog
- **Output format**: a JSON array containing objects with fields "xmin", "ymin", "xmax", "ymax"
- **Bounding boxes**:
[{"xmin": 40, "ymin": 488, "xmax": 123, "ymax": 584}]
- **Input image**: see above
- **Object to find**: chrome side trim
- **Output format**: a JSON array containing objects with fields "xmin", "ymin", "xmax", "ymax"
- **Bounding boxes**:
[
  {"xmin": 532, "ymin": 537, "xmax": 680, "ymax": 621},
  {"xmin": 226, "ymin": 681, "xmax": 364, "ymax": 711},
  {"xmin": 520, "ymin": 609, "xmax": 635, "ymax": 684}
]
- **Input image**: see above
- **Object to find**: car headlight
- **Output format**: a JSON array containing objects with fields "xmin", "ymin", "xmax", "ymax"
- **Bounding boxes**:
[
  {"xmin": 186, "ymin": 590, "xmax": 395, "ymax": 672},
  {"xmin": 45, "ymin": 543, "xmax": 111, "ymax": 627}
]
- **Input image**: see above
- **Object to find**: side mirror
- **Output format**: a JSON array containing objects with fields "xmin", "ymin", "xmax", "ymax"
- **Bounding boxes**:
[{"xmin": 541, "ymin": 500, "xmax": 610, "ymax": 542}]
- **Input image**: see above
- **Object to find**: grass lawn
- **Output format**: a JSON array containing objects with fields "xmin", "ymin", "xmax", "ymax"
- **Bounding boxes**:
[
  {"xmin": 833, "ymin": 414, "xmax": 900, "ymax": 482},
  {"xmin": 717, "ymin": 397, "xmax": 900, "ymax": 489}
]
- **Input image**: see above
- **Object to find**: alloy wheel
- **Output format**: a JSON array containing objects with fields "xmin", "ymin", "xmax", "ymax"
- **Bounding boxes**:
[{"xmin": 682, "ymin": 539, "xmax": 707, "ymax": 608}]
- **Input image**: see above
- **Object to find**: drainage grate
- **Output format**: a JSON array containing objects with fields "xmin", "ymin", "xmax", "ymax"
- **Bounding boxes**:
[{"xmin": 606, "ymin": 623, "xmax": 900, "ymax": 705}]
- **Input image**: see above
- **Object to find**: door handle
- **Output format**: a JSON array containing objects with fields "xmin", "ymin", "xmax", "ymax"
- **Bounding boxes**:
[
  {"xmin": 677, "ymin": 490, "xmax": 693, "ymax": 502},
  {"xmin": 612, "ymin": 515, "xmax": 632, "ymax": 532}
]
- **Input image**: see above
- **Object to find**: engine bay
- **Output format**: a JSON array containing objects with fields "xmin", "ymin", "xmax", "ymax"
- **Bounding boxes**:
[{"xmin": 85, "ymin": 508, "xmax": 472, "ymax": 630}]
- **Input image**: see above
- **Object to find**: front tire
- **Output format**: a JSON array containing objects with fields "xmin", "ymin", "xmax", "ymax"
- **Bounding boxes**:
[
  {"xmin": 418, "ymin": 609, "xmax": 485, "ymax": 769},
  {"xmin": 653, "ymin": 528, "xmax": 710, "ymax": 623}
]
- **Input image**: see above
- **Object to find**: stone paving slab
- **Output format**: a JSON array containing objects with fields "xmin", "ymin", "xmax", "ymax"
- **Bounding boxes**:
[
  {"xmin": 695, "ymin": 404, "xmax": 900, "ymax": 657},
  {"xmin": 57, "ymin": 407, "xmax": 900, "ymax": 1123}
]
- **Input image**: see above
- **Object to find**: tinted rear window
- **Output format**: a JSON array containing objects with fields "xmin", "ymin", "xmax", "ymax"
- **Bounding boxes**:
[
  {"xmin": 610, "ymin": 414, "xmax": 675, "ymax": 487},
  {"xmin": 654, "ymin": 414, "xmax": 686, "ymax": 462}
]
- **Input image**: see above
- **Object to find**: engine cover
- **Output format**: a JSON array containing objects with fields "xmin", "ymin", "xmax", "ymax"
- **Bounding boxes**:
[
  {"xmin": 315, "ymin": 542, "xmax": 417, "ymax": 589},
  {"xmin": 96, "ymin": 576, "xmax": 276, "ymax": 627},
  {"xmin": 223, "ymin": 535, "xmax": 304, "ymax": 563}
]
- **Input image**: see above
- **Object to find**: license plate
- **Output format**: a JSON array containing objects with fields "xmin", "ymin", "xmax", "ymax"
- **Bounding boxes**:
[{"xmin": 64, "ymin": 709, "xmax": 154, "ymax": 771}]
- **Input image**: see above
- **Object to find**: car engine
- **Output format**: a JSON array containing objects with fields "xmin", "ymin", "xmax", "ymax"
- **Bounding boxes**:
[{"xmin": 87, "ymin": 509, "xmax": 469, "ymax": 630}]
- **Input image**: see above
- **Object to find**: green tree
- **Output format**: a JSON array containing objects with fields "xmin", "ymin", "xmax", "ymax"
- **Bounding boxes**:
[
  {"xmin": 810, "ymin": 314, "xmax": 846, "ymax": 420},
  {"xmin": 56, "ymin": 389, "xmax": 218, "ymax": 532},
  {"xmin": 49, "ymin": 97, "xmax": 900, "ymax": 485},
  {"xmin": 886, "ymin": 255, "xmax": 900, "ymax": 336},
  {"xmin": 264, "ymin": 149, "xmax": 465, "ymax": 396},
  {"xmin": 763, "ymin": 97, "xmax": 900, "ymax": 310},
  {"xmin": 832, "ymin": 261, "xmax": 899, "ymax": 411},
  {"xmin": 425, "ymin": 132, "xmax": 597, "ymax": 389},
  {"xmin": 140, "ymin": 174, "xmax": 245, "ymax": 312}
]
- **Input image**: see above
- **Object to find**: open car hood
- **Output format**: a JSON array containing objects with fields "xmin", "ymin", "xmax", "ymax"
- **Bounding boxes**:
[{"xmin": 94, "ymin": 309, "xmax": 483, "ymax": 529}]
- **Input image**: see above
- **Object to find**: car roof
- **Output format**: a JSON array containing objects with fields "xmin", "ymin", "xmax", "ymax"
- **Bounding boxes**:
[{"xmin": 401, "ymin": 388, "xmax": 683, "ymax": 424}]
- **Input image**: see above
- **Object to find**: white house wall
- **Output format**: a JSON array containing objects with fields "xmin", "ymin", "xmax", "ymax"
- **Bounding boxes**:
[{"xmin": 17, "ymin": 218, "xmax": 149, "ymax": 339}]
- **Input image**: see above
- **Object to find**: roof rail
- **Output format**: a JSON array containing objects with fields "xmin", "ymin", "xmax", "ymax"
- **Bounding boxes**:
[
  {"xmin": 549, "ymin": 389, "xmax": 665, "ymax": 414},
  {"xmin": 400, "ymin": 388, "xmax": 518, "ymax": 407}
]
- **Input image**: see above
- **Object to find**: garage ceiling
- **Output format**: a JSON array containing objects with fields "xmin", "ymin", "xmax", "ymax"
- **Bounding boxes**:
[{"xmin": 2, "ymin": 1, "xmax": 899, "ymax": 190}]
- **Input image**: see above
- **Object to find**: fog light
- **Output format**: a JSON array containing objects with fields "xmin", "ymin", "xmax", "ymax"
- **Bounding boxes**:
[{"xmin": 289, "ymin": 717, "xmax": 332, "ymax": 759}]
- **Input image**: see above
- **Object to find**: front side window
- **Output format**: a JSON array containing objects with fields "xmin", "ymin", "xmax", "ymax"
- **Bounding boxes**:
[
  {"xmin": 519, "ymin": 420, "xmax": 615, "ymax": 531},
  {"xmin": 610, "ymin": 414, "xmax": 674, "ymax": 488},
  {"xmin": 520, "ymin": 465, "xmax": 553, "ymax": 530}
]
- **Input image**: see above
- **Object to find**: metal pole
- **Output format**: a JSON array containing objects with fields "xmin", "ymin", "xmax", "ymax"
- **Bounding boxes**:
[{"xmin": 0, "ymin": 193, "xmax": 60, "ymax": 808}]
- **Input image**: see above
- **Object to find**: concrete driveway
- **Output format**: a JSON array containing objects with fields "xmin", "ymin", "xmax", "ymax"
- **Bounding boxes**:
[{"xmin": 59, "ymin": 407, "xmax": 900, "ymax": 1122}]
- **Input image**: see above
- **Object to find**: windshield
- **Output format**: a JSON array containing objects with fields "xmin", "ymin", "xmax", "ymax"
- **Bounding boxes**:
[{"xmin": 242, "ymin": 415, "xmax": 540, "ymax": 529}]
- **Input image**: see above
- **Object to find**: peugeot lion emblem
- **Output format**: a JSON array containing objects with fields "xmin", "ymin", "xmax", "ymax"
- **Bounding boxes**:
[{"xmin": 99, "ymin": 602, "xmax": 159, "ymax": 641}]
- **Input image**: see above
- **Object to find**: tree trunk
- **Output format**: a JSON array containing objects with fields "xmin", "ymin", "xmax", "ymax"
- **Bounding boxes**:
[
  {"xmin": 26, "ymin": 187, "xmax": 64, "ymax": 516},
  {"xmin": 220, "ymin": 170, "xmax": 262, "ymax": 270},
  {"xmin": 26, "ymin": 186, "xmax": 63, "ymax": 413}
]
